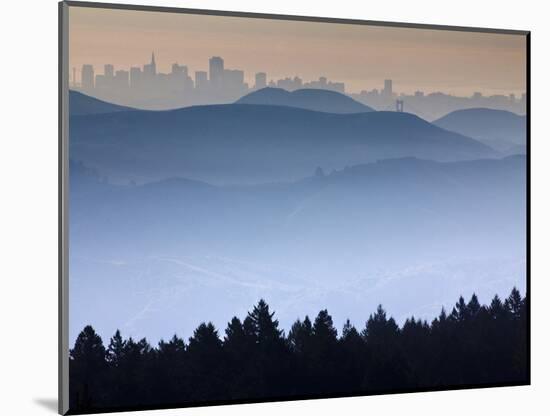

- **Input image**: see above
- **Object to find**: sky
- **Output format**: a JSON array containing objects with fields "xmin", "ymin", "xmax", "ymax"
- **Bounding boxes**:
[{"xmin": 69, "ymin": 6, "xmax": 527, "ymax": 99}]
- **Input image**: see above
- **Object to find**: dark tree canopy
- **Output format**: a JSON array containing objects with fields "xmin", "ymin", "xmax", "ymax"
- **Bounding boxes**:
[
  {"xmin": 69, "ymin": 288, "xmax": 529, "ymax": 413},
  {"xmin": 247, "ymin": 299, "xmax": 284, "ymax": 345}
]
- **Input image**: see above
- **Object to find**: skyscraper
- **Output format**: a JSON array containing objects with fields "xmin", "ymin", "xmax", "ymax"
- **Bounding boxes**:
[
  {"xmin": 383, "ymin": 79, "xmax": 393, "ymax": 98},
  {"xmin": 104, "ymin": 64, "xmax": 114, "ymax": 78},
  {"xmin": 170, "ymin": 63, "xmax": 192, "ymax": 90},
  {"xmin": 255, "ymin": 72, "xmax": 267, "ymax": 90},
  {"xmin": 223, "ymin": 69, "xmax": 245, "ymax": 89},
  {"xmin": 114, "ymin": 70, "xmax": 129, "ymax": 89},
  {"xmin": 171, "ymin": 63, "xmax": 188, "ymax": 77},
  {"xmin": 94, "ymin": 74, "xmax": 106, "ymax": 89},
  {"xmin": 195, "ymin": 71, "xmax": 208, "ymax": 90},
  {"xmin": 130, "ymin": 67, "xmax": 142, "ymax": 89},
  {"xmin": 209, "ymin": 56, "xmax": 224, "ymax": 88},
  {"xmin": 143, "ymin": 52, "xmax": 157, "ymax": 78},
  {"xmin": 81, "ymin": 64, "xmax": 94, "ymax": 90}
]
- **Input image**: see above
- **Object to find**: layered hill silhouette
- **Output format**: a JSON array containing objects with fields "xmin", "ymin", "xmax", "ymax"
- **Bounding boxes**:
[
  {"xmin": 69, "ymin": 90, "xmax": 135, "ymax": 115},
  {"xmin": 235, "ymin": 87, "xmax": 374, "ymax": 113},
  {"xmin": 70, "ymin": 103, "xmax": 498, "ymax": 184},
  {"xmin": 434, "ymin": 108, "xmax": 526, "ymax": 153},
  {"xmin": 71, "ymin": 153, "xmax": 525, "ymax": 266},
  {"xmin": 71, "ymin": 155, "xmax": 525, "ymax": 253},
  {"xmin": 70, "ymin": 155, "xmax": 526, "ymax": 342}
]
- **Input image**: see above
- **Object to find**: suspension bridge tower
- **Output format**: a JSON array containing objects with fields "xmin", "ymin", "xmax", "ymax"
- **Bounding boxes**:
[{"xmin": 396, "ymin": 99, "xmax": 404, "ymax": 112}]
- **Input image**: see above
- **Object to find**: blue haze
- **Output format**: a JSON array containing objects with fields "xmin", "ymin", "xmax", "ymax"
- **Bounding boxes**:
[{"xmin": 68, "ymin": 90, "xmax": 527, "ymax": 344}]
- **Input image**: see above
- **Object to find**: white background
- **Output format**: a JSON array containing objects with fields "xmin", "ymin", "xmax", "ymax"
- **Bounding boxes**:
[{"xmin": 1, "ymin": 0, "xmax": 548, "ymax": 415}]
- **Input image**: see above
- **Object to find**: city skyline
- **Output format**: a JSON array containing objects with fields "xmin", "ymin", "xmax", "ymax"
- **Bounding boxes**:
[
  {"xmin": 72, "ymin": 51, "xmax": 527, "ymax": 99},
  {"xmin": 69, "ymin": 6, "xmax": 527, "ymax": 97},
  {"xmin": 71, "ymin": 52, "xmax": 526, "ymax": 119},
  {"xmin": 74, "ymin": 52, "xmax": 347, "ymax": 93}
]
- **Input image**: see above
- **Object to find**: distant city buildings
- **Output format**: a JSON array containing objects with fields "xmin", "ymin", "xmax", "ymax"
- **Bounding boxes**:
[
  {"xmin": 255, "ymin": 72, "xmax": 267, "ymax": 90},
  {"xmin": 71, "ymin": 52, "xmax": 526, "ymax": 118},
  {"xmin": 81, "ymin": 64, "xmax": 94, "ymax": 90},
  {"xmin": 351, "ymin": 80, "xmax": 526, "ymax": 120},
  {"xmin": 383, "ymin": 79, "xmax": 393, "ymax": 99},
  {"xmin": 72, "ymin": 53, "xmax": 347, "ymax": 109},
  {"xmin": 194, "ymin": 71, "xmax": 208, "ymax": 90},
  {"xmin": 208, "ymin": 56, "xmax": 224, "ymax": 89},
  {"xmin": 143, "ymin": 53, "xmax": 156, "ymax": 78}
]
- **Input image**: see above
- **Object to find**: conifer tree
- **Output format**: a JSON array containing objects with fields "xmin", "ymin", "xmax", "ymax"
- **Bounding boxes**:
[
  {"xmin": 288, "ymin": 316, "xmax": 313, "ymax": 355},
  {"xmin": 312, "ymin": 309, "xmax": 338, "ymax": 344},
  {"xmin": 506, "ymin": 287, "xmax": 523, "ymax": 318},
  {"xmin": 247, "ymin": 299, "xmax": 283, "ymax": 345},
  {"xmin": 71, "ymin": 325, "xmax": 107, "ymax": 366},
  {"xmin": 489, "ymin": 295, "xmax": 506, "ymax": 319},
  {"xmin": 107, "ymin": 329, "xmax": 126, "ymax": 367},
  {"xmin": 467, "ymin": 293, "xmax": 481, "ymax": 317},
  {"xmin": 70, "ymin": 326, "xmax": 107, "ymax": 410},
  {"xmin": 67, "ymin": 291, "xmax": 529, "ymax": 412}
]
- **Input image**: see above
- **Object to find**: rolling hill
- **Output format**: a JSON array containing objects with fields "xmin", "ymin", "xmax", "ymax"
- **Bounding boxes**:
[
  {"xmin": 434, "ymin": 108, "xmax": 526, "ymax": 153},
  {"xmin": 235, "ymin": 87, "xmax": 374, "ymax": 113},
  {"xmin": 69, "ymin": 90, "xmax": 136, "ymax": 115},
  {"xmin": 69, "ymin": 155, "xmax": 526, "ymax": 342},
  {"xmin": 70, "ymin": 104, "xmax": 498, "ymax": 184}
]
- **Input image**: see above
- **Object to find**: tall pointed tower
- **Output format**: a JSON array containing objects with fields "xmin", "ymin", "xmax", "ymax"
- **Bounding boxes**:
[{"xmin": 150, "ymin": 52, "xmax": 156, "ymax": 75}]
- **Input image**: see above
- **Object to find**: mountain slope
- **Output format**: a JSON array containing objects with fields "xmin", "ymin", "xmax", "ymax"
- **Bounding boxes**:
[
  {"xmin": 434, "ymin": 108, "xmax": 526, "ymax": 152},
  {"xmin": 71, "ymin": 155, "xmax": 525, "ymax": 255},
  {"xmin": 236, "ymin": 87, "xmax": 374, "ymax": 113},
  {"xmin": 69, "ymin": 156, "xmax": 526, "ymax": 341},
  {"xmin": 70, "ymin": 104, "xmax": 498, "ymax": 184},
  {"xmin": 69, "ymin": 90, "xmax": 136, "ymax": 115}
]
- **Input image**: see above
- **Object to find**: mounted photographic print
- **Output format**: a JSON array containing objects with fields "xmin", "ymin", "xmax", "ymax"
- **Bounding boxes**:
[{"xmin": 59, "ymin": 1, "xmax": 530, "ymax": 414}]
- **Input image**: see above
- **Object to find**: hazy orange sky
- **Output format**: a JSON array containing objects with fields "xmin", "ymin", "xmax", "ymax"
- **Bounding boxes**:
[{"xmin": 68, "ymin": 5, "xmax": 527, "ymax": 96}]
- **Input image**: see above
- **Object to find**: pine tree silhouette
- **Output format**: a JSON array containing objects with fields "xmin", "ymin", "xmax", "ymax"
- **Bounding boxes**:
[
  {"xmin": 106, "ymin": 330, "xmax": 126, "ymax": 366},
  {"xmin": 70, "ymin": 325, "xmax": 107, "ymax": 410},
  {"xmin": 288, "ymin": 316, "xmax": 313, "ymax": 355},
  {"xmin": 247, "ymin": 299, "xmax": 283, "ymax": 345},
  {"xmin": 187, "ymin": 323, "xmax": 224, "ymax": 401},
  {"xmin": 68, "ymin": 289, "xmax": 529, "ymax": 412}
]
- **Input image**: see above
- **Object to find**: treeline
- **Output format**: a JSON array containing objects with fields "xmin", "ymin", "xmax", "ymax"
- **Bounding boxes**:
[{"xmin": 70, "ymin": 288, "xmax": 528, "ymax": 412}]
